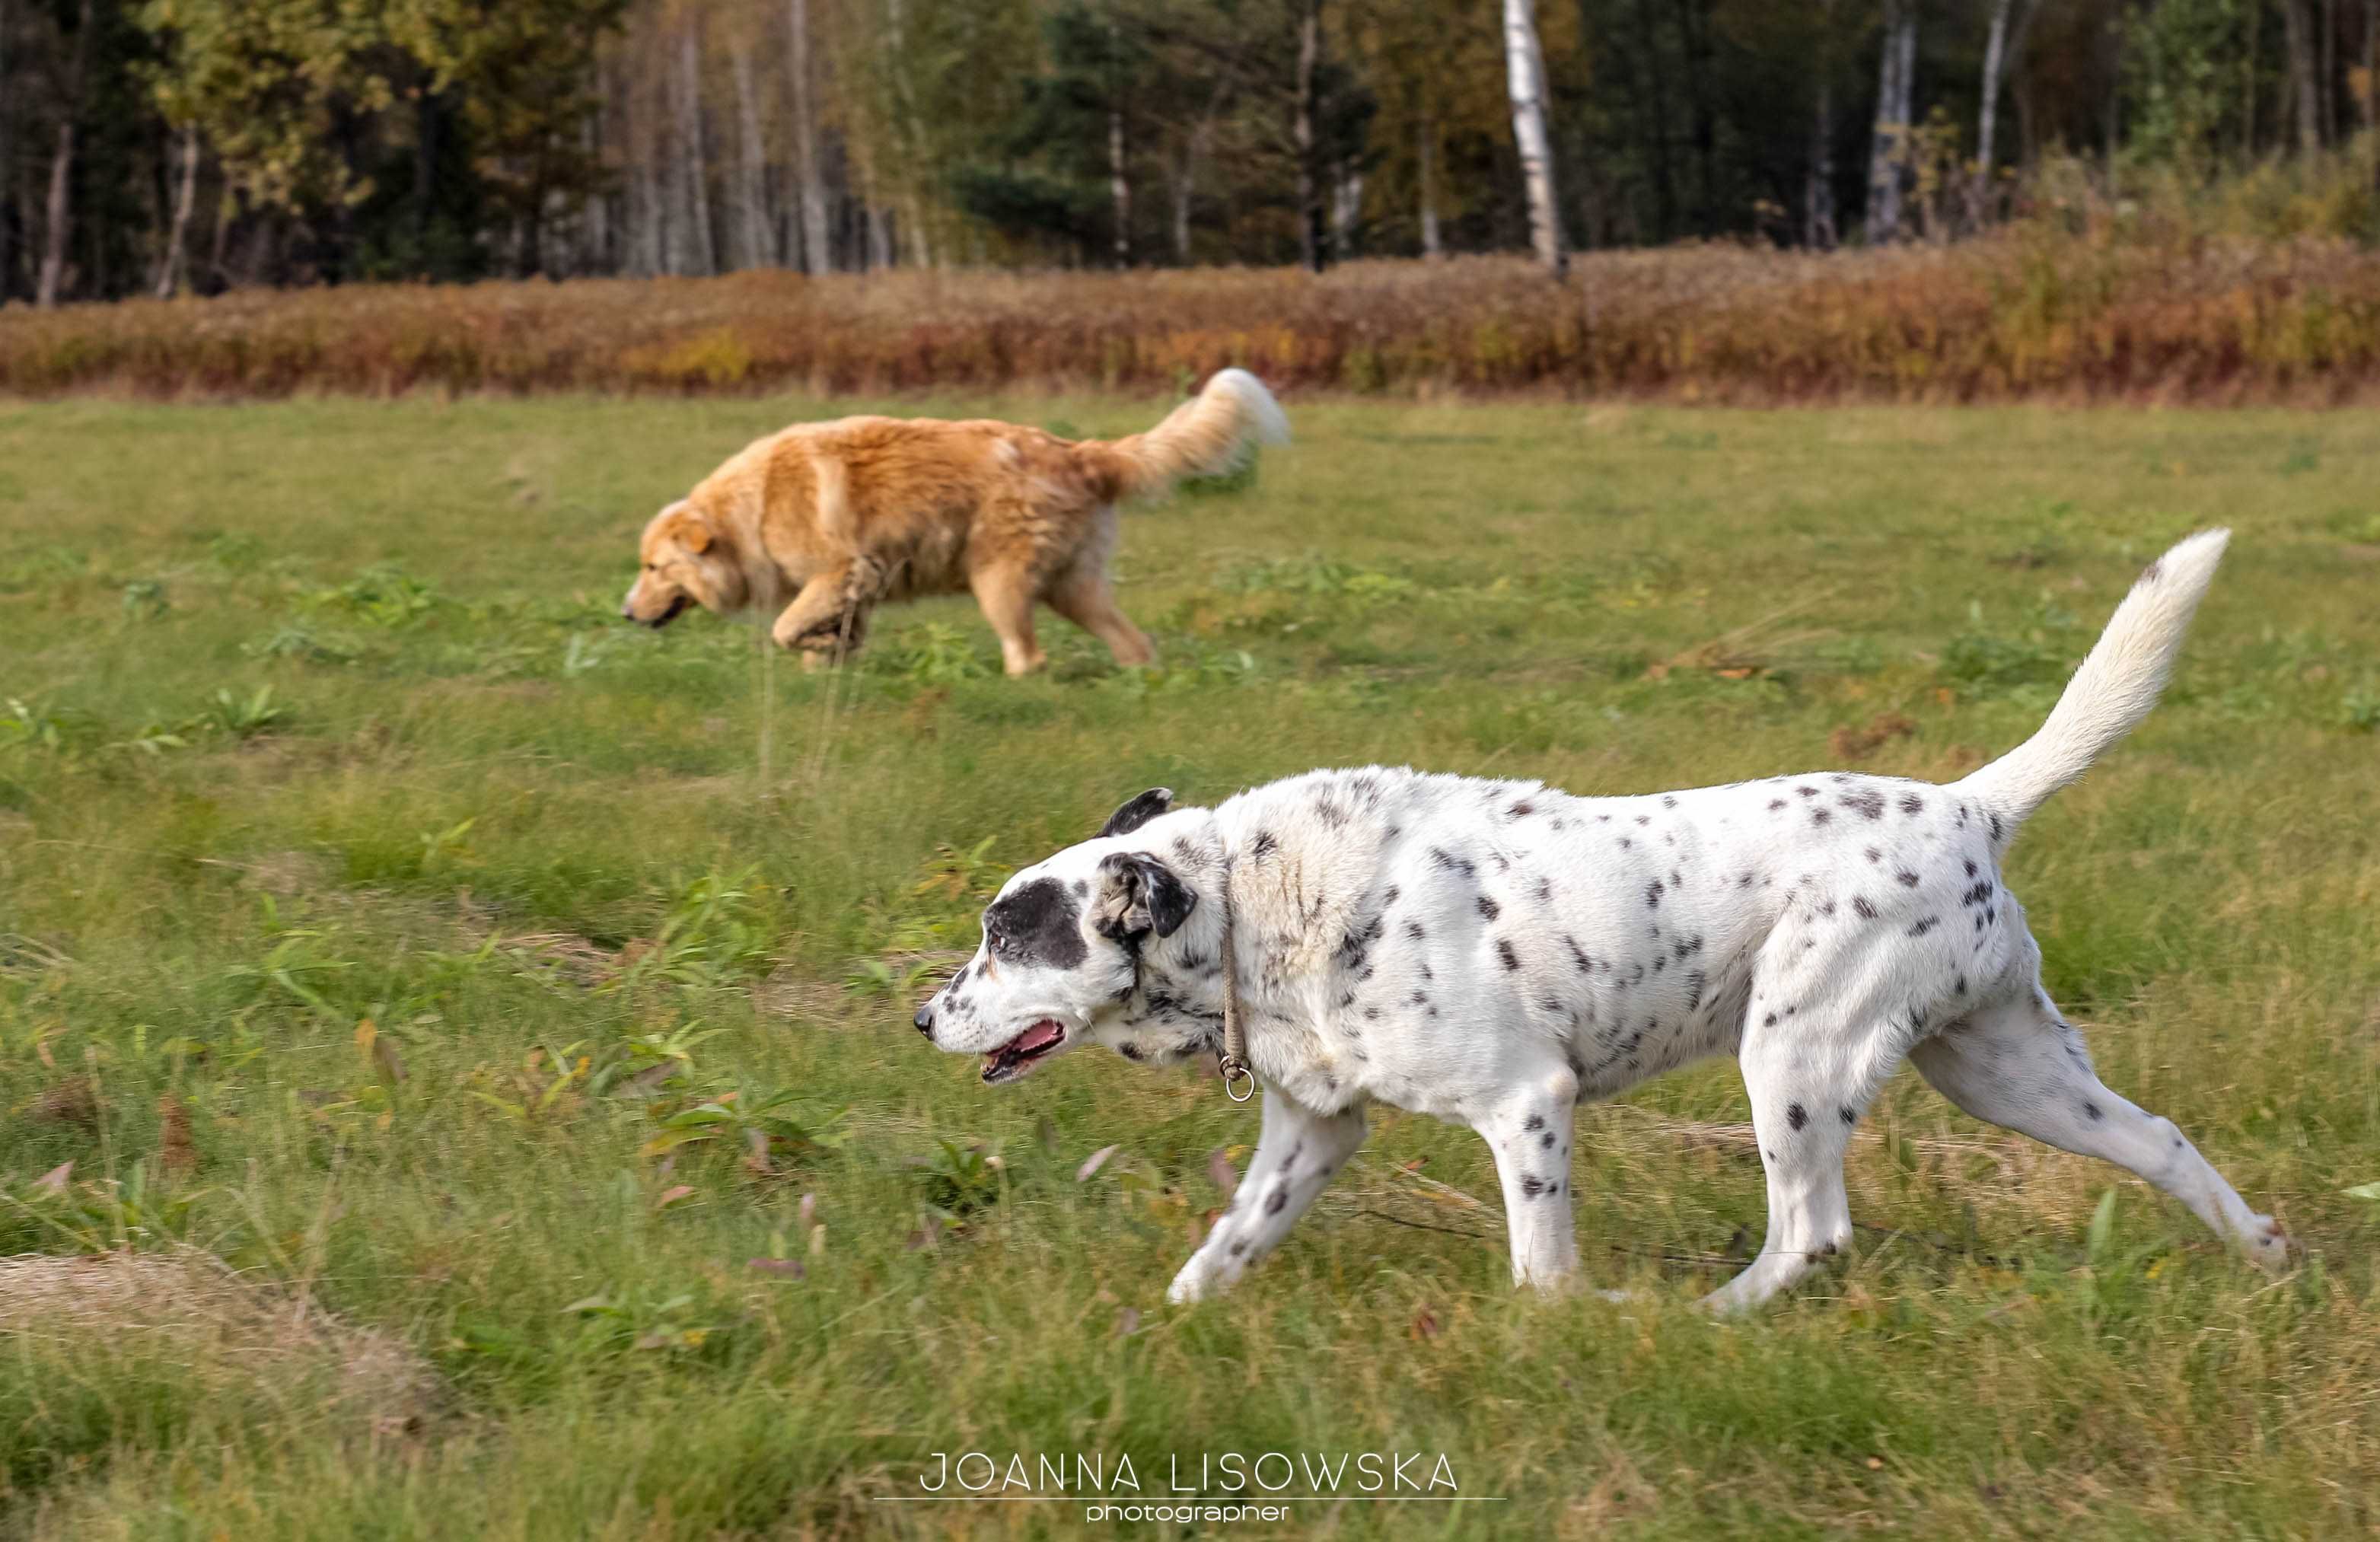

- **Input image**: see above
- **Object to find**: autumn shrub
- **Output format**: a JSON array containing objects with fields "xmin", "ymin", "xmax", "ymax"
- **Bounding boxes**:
[{"xmin": 8, "ymin": 233, "xmax": 2380, "ymax": 403}]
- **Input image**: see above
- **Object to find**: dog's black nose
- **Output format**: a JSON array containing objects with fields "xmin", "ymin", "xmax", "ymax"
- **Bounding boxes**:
[{"xmin": 914, "ymin": 1002, "xmax": 935, "ymax": 1037}]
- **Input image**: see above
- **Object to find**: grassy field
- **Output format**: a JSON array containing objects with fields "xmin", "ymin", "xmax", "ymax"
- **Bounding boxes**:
[{"xmin": 3, "ymin": 393, "xmax": 2377, "ymax": 1539}]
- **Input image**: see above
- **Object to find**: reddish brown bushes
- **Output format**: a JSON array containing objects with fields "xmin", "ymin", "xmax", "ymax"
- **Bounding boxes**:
[{"xmin": 6, "ymin": 236, "xmax": 2380, "ymax": 403}]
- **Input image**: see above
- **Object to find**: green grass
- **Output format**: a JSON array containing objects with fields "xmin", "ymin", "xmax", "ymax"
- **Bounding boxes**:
[{"xmin": 3, "ymin": 394, "xmax": 2378, "ymax": 1539}]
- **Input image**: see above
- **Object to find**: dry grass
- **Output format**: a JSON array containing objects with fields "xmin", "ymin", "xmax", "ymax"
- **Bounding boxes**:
[{"xmin": 7, "ymin": 233, "xmax": 2380, "ymax": 403}]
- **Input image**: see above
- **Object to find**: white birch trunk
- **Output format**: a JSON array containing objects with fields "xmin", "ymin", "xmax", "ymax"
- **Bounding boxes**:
[
  {"xmin": 1418, "ymin": 110, "xmax": 1442, "ymax": 258},
  {"xmin": 1331, "ymin": 164, "xmax": 1364, "ymax": 254},
  {"xmin": 155, "ymin": 126, "xmax": 199, "ymax": 298},
  {"xmin": 1867, "ymin": 0, "xmax": 1911, "ymax": 243},
  {"xmin": 1808, "ymin": 77, "xmax": 1836, "ymax": 249},
  {"xmin": 676, "ymin": 25, "xmax": 716, "ymax": 275},
  {"xmin": 1110, "ymin": 104, "xmax": 1131, "ymax": 266},
  {"xmin": 787, "ymin": 0, "xmax": 833, "ymax": 272},
  {"xmin": 36, "ymin": 0, "xmax": 94, "ymax": 307},
  {"xmin": 1502, "ymin": 0, "xmax": 1565, "ymax": 278},
  {"xmin": 1295, "ymin": 1, "xmax": 1322, "ymax": 271},
  {"xmin": 731, "ymin": 43, "xmax": 773, "ymax": 268},
  {"xmin": 2284, "ymin": 0, "xmax": 2322, "ymax": 152}
]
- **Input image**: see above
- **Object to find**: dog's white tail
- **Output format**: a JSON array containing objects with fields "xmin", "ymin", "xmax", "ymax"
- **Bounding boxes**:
[
  {"xmin": 1088, "ymin": 369, "xmax": 1290, "ymax": 500},
  {"xmin": 1954, "ymin": 528, "xmax": 2229, "ymax": 833}
]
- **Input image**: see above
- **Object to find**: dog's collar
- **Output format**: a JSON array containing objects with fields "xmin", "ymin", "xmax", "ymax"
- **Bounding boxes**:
[{"xmin": 1214, "ymin": 865, "xmax": 1254, "ymax": 1103}]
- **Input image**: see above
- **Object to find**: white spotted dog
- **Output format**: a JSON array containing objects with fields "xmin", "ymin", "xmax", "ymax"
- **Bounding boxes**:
[{"xmin": 913, "ymin": 530, "xmax": 2289, "ymax": 1311}]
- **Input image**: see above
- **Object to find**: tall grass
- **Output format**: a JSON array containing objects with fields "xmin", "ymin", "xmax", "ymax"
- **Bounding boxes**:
[
  {"xmin": 7, "ymin": 231, "xmax": 2380, "ymax": 403},
  {"xmin": 2, "ymin": 396, "xmax": 2375, "ymax": 1537}
]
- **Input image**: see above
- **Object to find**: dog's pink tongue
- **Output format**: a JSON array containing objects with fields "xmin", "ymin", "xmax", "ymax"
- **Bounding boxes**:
[{"xmin": 1013, "ymin": 1020, "xmax": 1063, "ymax": 1054}]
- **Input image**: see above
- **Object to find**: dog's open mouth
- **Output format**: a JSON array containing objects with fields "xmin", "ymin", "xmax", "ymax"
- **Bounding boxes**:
[
  {"xmin": 982, "ymin": 1019, "xmax": 1066, "ymax": 1083},
  {"xmin": 647, "ymin": 594, "xmax": 690, "ymax": 629}
]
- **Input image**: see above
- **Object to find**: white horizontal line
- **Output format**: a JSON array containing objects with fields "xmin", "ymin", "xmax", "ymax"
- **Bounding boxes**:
[{"xmin": 870, "ymin": 1496, "xmax": 1505, "ymax": 1502}]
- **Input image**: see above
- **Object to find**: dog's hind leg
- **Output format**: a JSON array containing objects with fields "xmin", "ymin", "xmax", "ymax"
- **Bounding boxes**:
[
  {"xmin": 1166, "ymin": 1088, "xmax": 1366, "ymax": 1305},
  {"xmin": 1474, "ymin": 1069, "xmax": 1581, "ymax": 1289},
  {"xmin": 1908, "ymin": 986, "xmax": 2289, "ymax": 1273},
  {"xmin": 968, "ymin": 563, "xmax": 1047, "ymax": 676},
  {"xmin": 1047, "ymin": 564, "xmax": 1154, "ymax": 668}
]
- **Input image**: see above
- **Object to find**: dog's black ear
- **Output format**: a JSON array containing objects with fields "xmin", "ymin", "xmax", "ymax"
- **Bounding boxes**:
[
  {"xmin": 1094, "ymin": 852, "xmax": 1197, "ymax": 941},
  {"xmin": 1098, "ymin": 788, "xmax": 1174, "ymax": 840}
]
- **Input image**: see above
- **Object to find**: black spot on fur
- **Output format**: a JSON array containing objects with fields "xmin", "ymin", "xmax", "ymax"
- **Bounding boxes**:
[
  {"xmin": 1251, "ymin": 830, "xmax": 1279, "ymax": 860},
  {"xmin": 1428, "ymin": 846, "xmax": 1476, "ymax": 878},
  {"xmin": 1786, "ymin": 1102, "xmax": 1808, "ymax": 1132},
  {"xmin": 1264, "ymin": 1187, "xmax": 1287, "ymax": 1215},
  {"xmin": 1768, "ymin": 798, "xmax": 1787, "ymax": 811},
  {"xmin": 2083, "ymin": 1101, "xmax": 2104, "ymax": 1121},
  {"xmin": 1497, "ymin": 938, "xmax": 1521, "ymax": 971},
  {"xmin": 1839, "ymin": 1107, "xmax": 1856, "ymax": 1125},
  {"xmin": 1524, "ymin": 1114, "xmax": 1545, "ymax": 1131},
  {"xmin": 1841, "ymin": 789, "xmax": 1885, "ymax": 820},
  {"xmin": 1798, "ymin": 785, "xmax": 1819, "ymax": 798},
  {"xmin": 1908, "ymin": 916, "xmax": 1939, "ymax": 936},
  {"xmin": 1521, "ymin": 1176, "xmax": 1545, "ymax": 1197},
  {"xmin": 1865, "ymin": 847, "xmax": 1882, "ymax": 863},
  {"xmin": 1990, "ymin": 812, "xmax": 2005, "ymax": 843},
  {"xmin": 1900, "ymin": 794, "xmax": 1925, "ymax": 815},
  {"xmin": 1381, "ymin": 886, "xmax": 1400, "ymax": 907},
  {"xmin": 1646, "ymin": 880, "xmax": 1664, "ymax": 909},
  {"xmin": 1405, "ymin": 921, "xmax": 1426, "ymax": 940},
  {"xmin": 1811, "ymin": 808, "xmax": 1832, "ymax": 826},
  {"xmin": 1896, "ymin": 869, "xmax": 1921, "ymax": 887},
  {"xmin": 1852, "ymin": 895, "xmax": 1878, "ymax": 919},
  {"xmin": 1509, "ymin": 801, "xmax": 1534, "ymax": 818},
  {"xmin": 1478, "ymin": 895, "xmax": 1501, "ymax": 921},
  {"xmin": 985, "ymin": 878, "xmax": 1088, "ymax": 970},
  {"xmin": 1541, "ymin": 1131, "xmax": 1556, "ymax": 1149}
]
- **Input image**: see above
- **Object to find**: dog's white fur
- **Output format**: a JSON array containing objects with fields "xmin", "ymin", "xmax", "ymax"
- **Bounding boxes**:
[{"xmin": 917, "ymin": 530, "xmax": 2289, "ymax": 1309}]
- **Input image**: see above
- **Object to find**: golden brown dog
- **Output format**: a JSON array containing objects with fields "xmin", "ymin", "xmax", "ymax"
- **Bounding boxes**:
[{"xmin": 620, "ymin": 370, "xmax": 1288, "ymax": 675}]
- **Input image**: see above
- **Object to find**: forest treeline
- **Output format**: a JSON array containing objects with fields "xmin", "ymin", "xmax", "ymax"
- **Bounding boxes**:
[{"xmin": 0, "ymin": 0, "xmax": 2376, "ymax": 304}]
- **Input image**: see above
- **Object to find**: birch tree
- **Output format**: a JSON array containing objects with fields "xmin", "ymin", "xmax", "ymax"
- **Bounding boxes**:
[
  {"xmin": 155, "ymin": 123, "xmax": 198, "ymax": 295},
  {"xmin": 1971, "ymin": 0, "xmax": 2034, "ymax": 220},
  {"xmin": 1294, "ymin": 0, "xmax": 1324, "ymax": 271},
  {"xmin": 37, "ymin": 0, "xmax": 97, "ymax": 306},
  {"xmin": 1866, "ymin": 0, "xmax": 1916, "ymax": 244},
  {"xmin": 730, "ymin": 38, "xmax": 772, "ymax": 267},
  {"xmin": 1501, "ymin": 0, "xmax": 1563, "ymax": 277},
  {"xmin": 2283, "ymin": 0, "xmax": 2321, "ymax": 151},
  {"xmin": 785, "ymin": 0, "xmax": 830, "ymax": 271},
  {"xmin": 672, "ymin": 17, "xmax": 713, "ymax": 273}
]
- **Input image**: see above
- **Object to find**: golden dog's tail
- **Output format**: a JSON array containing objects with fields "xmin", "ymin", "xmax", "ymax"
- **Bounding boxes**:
[{"xmin": 1086, "ymin": 369, "xmax": 1290, "ymax": 500}]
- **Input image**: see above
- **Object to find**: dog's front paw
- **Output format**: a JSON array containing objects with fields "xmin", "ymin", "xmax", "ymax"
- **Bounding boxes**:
[
  {"xmin": 2243, "ymin": 1215, "xmax": 2293, "ymax": 1276},
  {"xmin": 1165, "ymin": 1266, "xmax": 1215, "ymax": 1305}
]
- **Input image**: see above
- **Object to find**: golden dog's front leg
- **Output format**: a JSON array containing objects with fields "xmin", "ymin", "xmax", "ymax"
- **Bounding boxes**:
[
  {"xmin": 967, "ymin": 564, "xmax": 1046, "ymax": 676},
  {"xmin": 769, "ymin": 559, "xmax": 879, "ymax": 664}
]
